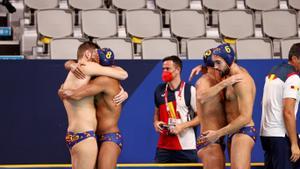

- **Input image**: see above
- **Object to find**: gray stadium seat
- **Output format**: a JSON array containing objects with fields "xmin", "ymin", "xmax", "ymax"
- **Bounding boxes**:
[
  {"xmin": 37, "ymin": 9, "xmax": 73, "ymax": 38},
  {"xmin": 112, "ymin": 0, "xmax": 147, "ymax": 10},
  {"xmin": 24, "ymin": 0, "xmax": 59, "ymax": 9},
  {"xmin": 81, "ymin": 9, "xmax": 118, "ymax": 38},
  {"xmin": 235, "ymin": 38, "xmax": 273, "ymax": 59},
  {"xmin": 219, "ymin": 9, "xmax": 254, "ymax": 39},
  {"xmin": 202, "ymin": 0, "xmax": 236, "ymax": 10},
  {"xmin": 142, "ymin": 37, "xmax": 179, "ymax": 59},
  {"xmin": 50, "ymin": 38, "xmax": 85, "ymax": 59},
  {"xmin": 95, "ymin": 38, "xmax": 134, "ymax": 59},
  {"xmin": 187, "ymin": 38, "xmax": 222, "ymax": 60},
  {"xmin": 262, "ymin": 9, "xmax": 298, "ymax": 39},
  {"xmin": 126, "ymin": 9, "xmax": 162, "ymax": 38},
  {"xmin": 245, "ymin": 0, "xmax": 279, "ymax": 10},
  {"xmin": 170, "ymin": 9, "xmax": 206, "ymax": 38},
  {"xmin": 288, "ymin": 0, "xmax": 300, "ymax": 10},
  {"xmin": 155, "ymin": 0, "xmax": 190, "ymax": 10},
  {"xmin": 68, "ymin": 0, "xmax": 104, "ymax": 10},
  {"xmin": 24, "ymin": 0, "xmax": 59, "ymax": 25},
  {"xmin": 280, "ymin": 38, "xmax": 300, "ymax": 59}
]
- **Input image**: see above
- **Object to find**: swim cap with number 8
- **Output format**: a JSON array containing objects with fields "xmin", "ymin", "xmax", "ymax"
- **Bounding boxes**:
[{"xmin": 97, "ymin": 48, "xmax": 115, "ymax": 66}]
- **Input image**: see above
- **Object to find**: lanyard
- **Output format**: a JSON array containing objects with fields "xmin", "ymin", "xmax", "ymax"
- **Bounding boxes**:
[{"xmin": 164, "ymin": 81, "xmax": 185, "ymax": 119}]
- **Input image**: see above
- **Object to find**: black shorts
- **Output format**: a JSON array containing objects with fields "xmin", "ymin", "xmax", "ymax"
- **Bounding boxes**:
[
  {"xmin": 154, "ymin": 148, "xmax": 198, "ymax": 163},
  {"xmin": 261, "ymin": 136, "xmax": 300, "ymax": 169}
]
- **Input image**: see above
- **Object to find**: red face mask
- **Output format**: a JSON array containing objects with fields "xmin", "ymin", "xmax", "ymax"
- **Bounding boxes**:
[{"xmin": 162, "ymin": 71, "xmax": 173, "ymax": 82}]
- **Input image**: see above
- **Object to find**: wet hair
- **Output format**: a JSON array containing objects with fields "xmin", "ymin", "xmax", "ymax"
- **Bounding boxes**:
[
  {"xmin": 288, "ymin": 43, "xmax": 300, "ymax": 61},
  {"xmin": 162, "ymin": 55, "xmax": 183, "ymax": 72},
  {"xmin": 77, "ymin": 41, "xmax": 100, "ymax": 60}
]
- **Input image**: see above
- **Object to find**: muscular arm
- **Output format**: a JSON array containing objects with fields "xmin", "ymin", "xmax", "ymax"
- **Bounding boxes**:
[
  {"xmin": 195, "ymin": 78, "xmax": 207, "ymax": 126},
  {"xmin": 81, "ymin": 62, "xmax": 128, "ymax": 80},
  {"xmin": 282, "ymin": 75, "xmax": 300, "ymax": 162},
  {"xmin": 198, "ymin": 74, "xmax": 242, "ymax": 104},
  {"xmin": 195, "ymin": 81, "xmax": 203, "ymax": 123},
  {"xmin": 153, "ymin": 107, "xmax": 165, "ymax": 132},
  {"xmin": 283, "ymin": 98, "xmax": 298, "ymax": 148},
  {"xmin": 153, "ymin": 107, "xmax": 159, "ymax": 124},
  {"xmin": 66, "ymin": 76, "xmax": 110, "ymax": 100},
  {"xmin": 217, "ymin": 80, "xmax": 253, "ymax": 137},
  {"xmin": 64, "ymin": 60, "xmax": 128, "ymax": 80}
]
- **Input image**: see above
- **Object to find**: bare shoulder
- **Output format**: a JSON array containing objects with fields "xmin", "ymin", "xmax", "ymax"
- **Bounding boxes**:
[
  {"xmin": 196, "ymin": 74, "xmax": 207, "ymax": 86},
  {"xmin": 243, "ymin": 70, "xmax": 255, "ymax": 84},
  {"xmin": 237, "ymin": 66, "xmax": 254, "ymax": 82},
  {"xmin": 234, "ymin": 68, "xmax": 256, "ymax": 92},
  {"xmin": 196, "ymin": 74, "xmax": 215, "ymax": 89}
]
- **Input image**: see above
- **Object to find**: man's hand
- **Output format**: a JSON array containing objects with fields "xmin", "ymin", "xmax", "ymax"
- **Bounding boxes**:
[
  {"xmin": 189, "ymin": 65, "xmax": 202, "ymax": 81},
  {"xmin": 70, "ymin": 63, "xmax": 86, "ymax": 79},
  {"xmin": 224, "ymin": 74, "xmax": 243, "ymax": 87},
  {"xmin": 170, "ymin": 123, "xmax": 185, "ymax": 135},
  {"xmin": 154, "ymin": 121, "xmax": 166, "ymax": 133},
  {"xmin": 113, "ymin": 86, "xmax": 128, "ymax": 105},
  {"xmin": 58, "ymin": 88, "xmax": 74, "ymax": 100},
  {"xmin": 57, "ymin": 85, "xmax": 65, "ymax": 100},
  {"xmin": 202, "ymin": 130, "xmax": 220, "ymax": 143},
  {"xmin": 290, "ymin": 144, "xmax": 300, "ymax": 162}
]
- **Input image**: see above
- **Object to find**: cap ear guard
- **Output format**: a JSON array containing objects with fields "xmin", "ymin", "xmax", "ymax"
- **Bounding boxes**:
[
  {"xmin": 203, "ymin": 48, "xmax": 214, "ymax": 67},
  {"xmin": 97, "ymin": 48, "xmax": 115, "ymax": 66}
]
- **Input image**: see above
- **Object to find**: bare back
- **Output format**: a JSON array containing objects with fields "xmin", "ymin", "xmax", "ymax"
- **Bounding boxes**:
[
  {"xmin": 197, "ymin": 72, "xmax": 227, "ymax": 132},
  {"xmin": 93, "ymin": 76, "xmax": 121, "ymax": 134},
  {"xmin": 224, "ymin": 66, "xmax": 256, "ymax": 126},
  {"xmin": 62, "ymin": 72, "xmax": 97, "ymax": 132}
]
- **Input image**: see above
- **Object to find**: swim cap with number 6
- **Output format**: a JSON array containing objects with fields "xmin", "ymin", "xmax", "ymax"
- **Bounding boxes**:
[{"xmin": 212, "ymin": 44, "xmax": 235, "ymax": 66}]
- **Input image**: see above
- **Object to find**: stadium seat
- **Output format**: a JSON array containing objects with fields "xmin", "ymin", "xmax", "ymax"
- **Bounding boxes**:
[
  {"xmin": 112, "ymin": 0, "xmax": 147, "ymax": 10},
  {"xmin": 219, "ymin": 9, "xmax": 254, "ymax": 39},
  {"xmin": 68, "ymin": 0, "xmax": 104, "ymax": 10},
  {"xmin": 155, "ymin": 0, "xmax": 190, "ymax": 10},
  {"xmin": 81, "ymin": 9, "xmax": 118, "ymax": 38},
  {"xmin": 50, "ymin": 37, "xmax": 85, "ymax": 59},
  {"xmin": 24, "ymin": 0, "xmax": 59, "ymax": 25},
  {"xmin": 24, "ymin": 0, "xmax": 59, "ymax": 10},
  {"xmin": 280, "ymin": 37, "xmax": 300, "ymax": 59},
  {"xmin": 95, "ymin": 38, "xmax": 134, "ymax": 59},
  {"xmin": 262, "ymin": 9, "xmax": 298, "ymax": 39},
  {"xmin": 202, "ymin": 0, "xmax": 236, "ymax": 10},
  {"xmin": 202, "ymin": 0, "xmax": 236, "ymax": 26},
  {"xmin": 245, "ymin": 0, "xmax": 279, "ymax": 10},
  {"xmin": 170, "ymin": 9, "xmax": 206, "ymax": 38},
  {"xmin": 288, "ymin": 0, "xmax": 300, "ymax": 10},
  {"xmin": 187, "ymin": 37, "xmax": 222, "ymax": 60},
  {"xmin": 235, "ymin": 37, "xmax": 273, "ymax": 59},
  {"xmin": 36, "ymin": 9, "xmax": 73, "ymax": 38},
  {"xmin": 142, "ymin": 37, "xmax": 179, "ymax": 59},
  {"xmin": 125, "ymin": 9, "xmax": 162, "ymax": 38}
]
